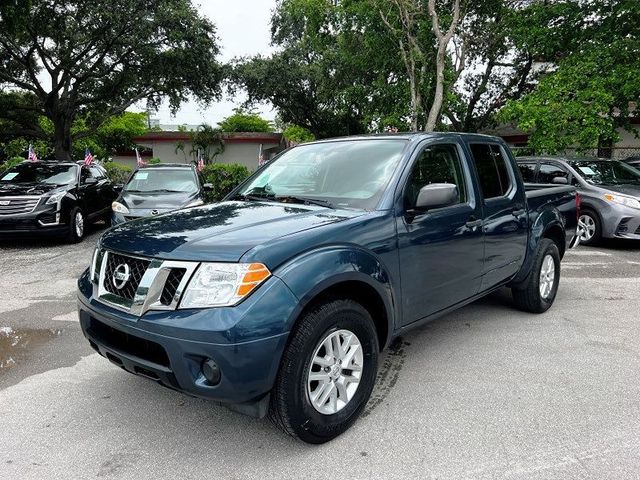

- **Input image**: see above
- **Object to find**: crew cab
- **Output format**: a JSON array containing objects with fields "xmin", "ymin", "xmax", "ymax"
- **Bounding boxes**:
[
  {"xmin": 77, "ymin": 133, "xmax": 578, "ymax": 443},
  {"xmin": 0, "ymin": 161, "xmax": 116, "ymax": 242},
  {"xmin": 111, "ymin": 163, "xmax": 211, "ymax": 225}
]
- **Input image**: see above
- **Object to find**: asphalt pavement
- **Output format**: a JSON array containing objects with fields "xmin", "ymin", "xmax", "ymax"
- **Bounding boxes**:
[{"xmin": 0, "ymin": 233, "xmax": 639, "ymax": 479}]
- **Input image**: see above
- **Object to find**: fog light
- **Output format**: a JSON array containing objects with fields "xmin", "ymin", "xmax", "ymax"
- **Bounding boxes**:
[{"xmin": 202, "ymin": 358, "xmax": 221, "ymax": 385}]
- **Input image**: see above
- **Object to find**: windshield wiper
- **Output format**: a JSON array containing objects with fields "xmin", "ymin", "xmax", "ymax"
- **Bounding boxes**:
[
  {"xmin": 233, "ymin": 192, "xmax": 276, "ymax": 202},
  {"xmin": 275, "ymin": 195, "xmax": 334, "ymax": 209}
]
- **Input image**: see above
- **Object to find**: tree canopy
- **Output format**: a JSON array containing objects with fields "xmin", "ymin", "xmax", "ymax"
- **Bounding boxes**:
[
  {"xmin": 218, "ymin": 109, "xmax": 274, "ymax": 133},
  {"xmin": 0, "ymin": 0, "xmax": 223, "ymax": 160}
]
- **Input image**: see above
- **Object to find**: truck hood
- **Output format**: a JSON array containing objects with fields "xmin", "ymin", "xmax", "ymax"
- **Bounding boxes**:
[
  {"xmin": 0, "ymin": 182, "xmax": 68, "ymax": 197},
  {"xmin": 100, "ymin": 200, "xmax": 362, "ymax": 261}
]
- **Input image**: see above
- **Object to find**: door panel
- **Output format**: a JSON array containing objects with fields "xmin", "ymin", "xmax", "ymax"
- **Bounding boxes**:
[
  {"xmin": 396, "ymin": 142, "xmax": 484, "ymax": 326},
  {"xmin": 468, "ymin": 143, "xmax": 528, "ymax": 290}
]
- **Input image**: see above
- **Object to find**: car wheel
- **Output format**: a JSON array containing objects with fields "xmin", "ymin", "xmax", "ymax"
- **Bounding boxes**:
[
  {"xmin": 67, "ymin": 207, "xmax": 85, "ymax": 243},
  {"xmin": 578, "ymin": 209, "xmax": 601, "ymax": 245},
  {"xmin": 269, "ymin": 299, "xmax": 378, "ymax": 444},
  {"xmin": 512, "ymin": 238, "xmax": 561, "ymax": 313}
]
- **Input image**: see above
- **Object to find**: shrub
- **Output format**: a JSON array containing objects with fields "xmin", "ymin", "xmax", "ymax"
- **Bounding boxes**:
[
  {"xmin": 218, "ymin": 108, "xmax": 274, "ymax": 133},
  {"xmin": 148, "ymin": 157, "xmax": 162, "ymax": 164},
  {"xmin": 0, "ymin": 157, "xmax": 25, "ymax": 173},
  {"xmin": 103, "ymin": 161, "xmax": 133, "ymax": 185},
  {"xmin": 283, "ymin": 125, "xmax": 315, "ymax": 144},
  {"xmin": 201, "ymin": 163, "xmax": 251, "ymax": 202}
]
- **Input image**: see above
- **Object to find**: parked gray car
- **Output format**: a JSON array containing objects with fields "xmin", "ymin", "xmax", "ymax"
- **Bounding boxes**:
[{"xmin": 517, "ymin": 156, "xmax": 640, "ymax": 244}]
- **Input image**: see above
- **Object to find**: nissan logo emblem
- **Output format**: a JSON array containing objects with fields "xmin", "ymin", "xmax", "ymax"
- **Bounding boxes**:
[{"xmin": 112, "ymin": 264, "xmax": 131, "ymax": 290}]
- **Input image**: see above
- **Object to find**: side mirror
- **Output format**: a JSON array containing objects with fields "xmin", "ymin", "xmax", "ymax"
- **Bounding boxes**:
[
  {"xmin": 82, "ymin": 177, "xmax": 97, "ymax": 185},
  {"xmin": 113, "ymin": 184, "xmax": 123, "ymax": 192},
  {"xmin": 203, "ymin": 183, "xmax": 213, "ymax": 191},
  {"xmin": 415, "ymin": 183, "xmax": 459, "ymax": 210},
  {"xmin": 552, "ymin": 177, "xmax": 568, "ymax": 185}
]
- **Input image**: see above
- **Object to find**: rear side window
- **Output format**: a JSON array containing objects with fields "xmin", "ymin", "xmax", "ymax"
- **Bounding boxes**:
[
  {"xmin": 517, "ymin": 162, "xmax": 537, "ymax": 182},
  {"xmin": 470, "ymin": 144, "xmax": 512, "ymax": 199},
  {"xmin": 538, "ymin": 163, "xmax": 568, "ymax": 183}
]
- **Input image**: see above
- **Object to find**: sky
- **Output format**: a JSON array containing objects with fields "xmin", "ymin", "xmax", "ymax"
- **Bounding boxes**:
[{"xmin": 147, "ymin": 0, "xmax": 278, "ymax": 126}]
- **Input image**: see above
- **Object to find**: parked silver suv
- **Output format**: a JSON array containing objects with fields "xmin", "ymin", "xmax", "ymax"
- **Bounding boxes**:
[{"xmin": 517, "ymin": 156, "xmax": 640, "ymax": 244}]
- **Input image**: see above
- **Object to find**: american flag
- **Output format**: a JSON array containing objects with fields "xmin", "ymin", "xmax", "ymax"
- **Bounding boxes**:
[
  {"xmin": 197, "ymin": 149, "xmax": 205, "ymax": 172},
  {"xmin": 27, "ymin": 144, "xmax": 38, "ymax": 162},
  {"xmin": 135, "ymin": 148, "xmax": 146, "ymax": 168},
  {"xmin": 83, "ymin": 148, "xmax": 94, "ymax": 166},
  {"xmin": 258, "ymin": 144, "xmax": 266, "ymax": 166}
]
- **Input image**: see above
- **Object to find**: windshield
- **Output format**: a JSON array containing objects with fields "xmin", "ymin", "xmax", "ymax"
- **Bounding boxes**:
[
  {"xmin": 569, "ymin": 159, "xmax": 640, "ymax": 185},
  {"xmin": 0, "ymin": 163, "xmax": 77, "ymax": 185},
  {"xmin": 125, "ymin": 169, "xmax": 198, "ymax": 193},
  {"xmin": 237, "ymin": 139, "xmax": 407, "ymax": 209}
]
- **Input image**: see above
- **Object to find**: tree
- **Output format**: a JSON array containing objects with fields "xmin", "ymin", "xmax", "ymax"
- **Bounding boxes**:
[
  {"xmin": 500, "ymin": 0, "xmax": 640, "ymax": 155},
  {"xmin": 0, "ymin": 0, "xmax": 222, "ymax": 160},
  {"xmin": 218, "ymin": 108, "xmax": 274, "ymax": 133}
]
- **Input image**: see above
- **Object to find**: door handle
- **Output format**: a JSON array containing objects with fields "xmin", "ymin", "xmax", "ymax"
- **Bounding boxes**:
[{"xmin": 465, "ymin": 217, "xmax": 483, "ymax": 229}]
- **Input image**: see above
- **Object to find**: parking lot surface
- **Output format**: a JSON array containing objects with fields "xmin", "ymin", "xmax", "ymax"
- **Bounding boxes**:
[{"xmin": 0, "ymin": 234, "xmax": 639, "ymax": 479}]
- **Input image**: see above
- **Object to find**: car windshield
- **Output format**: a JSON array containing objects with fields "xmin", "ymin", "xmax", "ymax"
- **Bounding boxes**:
[
  {"xmin": 125, "ymin": 168, "xmax": 198, "ymax": 193},
  {"xmin": 569, "ymin": 159, "xmax": 640, "ymax": 185},
  {"xmin": 236, "ymin": 139, "xmax": 408, "ymax": 209},
  {"xmin": 0, "ymin": 163, "xmax": 77, "ymax": 185}
]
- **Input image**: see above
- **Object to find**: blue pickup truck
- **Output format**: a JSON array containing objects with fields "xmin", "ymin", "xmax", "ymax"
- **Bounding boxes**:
[{"xmin": 77, "ymin": 133, "xmax": 578, "ymax": 443}]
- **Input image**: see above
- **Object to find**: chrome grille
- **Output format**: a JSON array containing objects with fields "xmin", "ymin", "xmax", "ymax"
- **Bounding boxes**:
[
  {"xmin": 0, "ymin": 196, "xmax": 40, "ymax": 215},
  {"xmin": 103, "ymin": 252, "xmax": 150, "ymax": 301},
  {"xmin": 160, "ymin": 268, "xmax": 186, "ymax": 305},
  {"xmin": 95, "ymin": 250, "xmax": 198, "ymax": 316}
]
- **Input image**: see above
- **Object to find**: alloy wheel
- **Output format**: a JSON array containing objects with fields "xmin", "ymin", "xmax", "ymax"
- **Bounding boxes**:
[
  {"xmin": 75, "ymin": 211, "xmax": 84, "ymax": 238},
  {"xmin": 307, "ymin": 329, "xmax": 364, "ymax": 415},
  {"xmin": 578, "ymin": 214, "xmax": 596, "ymax": 242},
  {"xmin": 539, "ymin": 254, "xmax": 556, "ymax": 299}
]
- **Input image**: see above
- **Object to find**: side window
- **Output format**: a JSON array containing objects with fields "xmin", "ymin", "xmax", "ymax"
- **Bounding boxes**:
[
  {"xmin": 517, "ymin": 162, "xmax": 538, "ymax": 182},
  {"xmin": 470, "ymin": 143, "xmax": 512, "ymax": 199},
  {"xmin": 404, "ymin": 144, "xmax": 467, "ymax": 209},
  {"xmin": 90, "ymin": 166, "xmax": 105, "ymax": 180},
  {"xmin": 81, "ymin": 166, "xmax": 96, "ymax": 183},
  {"xmin": 538, "ymin": 163, "xmax": 568, "ymax": 183}
]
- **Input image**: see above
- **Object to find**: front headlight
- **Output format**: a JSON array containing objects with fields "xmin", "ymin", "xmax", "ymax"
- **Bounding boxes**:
[
  {"xmin": 180, "ymin": 263, "xmax": 271, "ymax": 308},
  {"xmin": 90, "ymin": 247, "xmax": 99, "ymax": 282},
  {"xmin": 604, "ymin": 193, "xmax": 640, "ymax": 210},
  {"xmin": 112, "ymin": 201, "xmax": 130, "ymax": 214},
  {"xmin": 184, "ymin": 199, "xmax": 204, "ymax": 208},
  {"xmin": 45, "ymin": 191, "xmax": 66, "ymax": 205}
]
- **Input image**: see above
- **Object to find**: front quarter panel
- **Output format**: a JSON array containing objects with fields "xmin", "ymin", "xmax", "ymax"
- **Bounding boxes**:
[{"xmin": 273, "ymin": 246, "xmax": 397, "ymax": 349}]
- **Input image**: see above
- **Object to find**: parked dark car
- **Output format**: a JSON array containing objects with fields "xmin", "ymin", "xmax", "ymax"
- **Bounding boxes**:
[
  {"xmin": 0, "ymin": 161, "xmax": 116, "ymax": 242},
  {"xmin": 111, "ymin": 163, "xmax": 210, "ymax": 225},
  {"xmin": 517, "ymin": 156, "xmax": 640, "ymax": 244},
  {"xmin": 78, "ymin": 133, "xmax": 578, "ymax": 443}
]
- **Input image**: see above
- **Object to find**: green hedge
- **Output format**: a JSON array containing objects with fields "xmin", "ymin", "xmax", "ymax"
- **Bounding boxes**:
[
  {"xmin": 201, "ymin": 163, "xmax": 251, "ymax": 202},
  {"xmin": 103, "ymin": 161, "xmax": 133, "ymax": 184}
]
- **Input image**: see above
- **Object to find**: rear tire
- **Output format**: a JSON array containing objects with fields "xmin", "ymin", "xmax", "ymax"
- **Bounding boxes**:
[
  {"xmin": 269, "ymin": 299, "xmax": 378, "ymax": 444},
  {"xmin": 66, "ymin": 207, "xmax": 85, "ymax": 243},
  {"xmin": 512, "ymin": 238, "xmax": 560, "ymax": 313}
]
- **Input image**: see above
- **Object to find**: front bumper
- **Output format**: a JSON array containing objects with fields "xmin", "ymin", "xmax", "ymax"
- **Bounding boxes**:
[
  {"xmin": 600, "ymin": 204, "xmax": 640, "ymax": 240},
  {"xmin": 0, "ymin": 203, "xmax": 67, "ymax": 236},
  {"xmin": 77, "ymin": 269, "xmax": 299, "ymax": 404}
]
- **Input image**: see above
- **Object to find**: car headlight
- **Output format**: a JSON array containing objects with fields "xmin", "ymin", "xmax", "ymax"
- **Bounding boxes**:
[
  {"xmin": 604, "ymin": 193, "xmax": 640, "ymax": 210},
  {"xmin": 45, "ymin": 191, "xmax": 66, "ymax": 205},
  {"xmin": 184, "ymin": 199, "xmax": 204, "ymax": 208},
  {"xmin": 180, "ymin": 263, "xmax": 271, "ymax": 308},
  {"xmin": 90, "ymin": 247, "xmax": 99, "ymax": 282},
  {"xmin": 112, "ymin": 201, "xmax": 130, "ymax": 214}
]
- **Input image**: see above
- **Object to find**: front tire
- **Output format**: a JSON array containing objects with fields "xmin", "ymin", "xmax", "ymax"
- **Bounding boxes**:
[
  {"xmin": 269, "ymin": 299, "xmax": 378, "ymax": 444},
  {"xmin": 512, "ymin": 238, "xmax": 561, "ymax": 313},
  {"xmin": 66, "ymin": 207, "xmax": 85, "ymax": 243},
  {"xmin": 578, "ymin": 209, "xmax": 601, "ymax": 245}
]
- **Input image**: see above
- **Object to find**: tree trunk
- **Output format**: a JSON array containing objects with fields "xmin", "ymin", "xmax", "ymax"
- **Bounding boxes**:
[
  {"xmin": 425, "ymin": 45, "xmax": 447, "ymax": 132},
  {"xmin": 597, "ymin": 135, "xmax": 613, "ymax": 159},
  {"xmin": 52, "ymin": 114, "xmax": 73, "ymax": 161}
]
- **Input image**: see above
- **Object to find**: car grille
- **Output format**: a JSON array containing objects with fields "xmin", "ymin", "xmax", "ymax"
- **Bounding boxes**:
[
  {"xmin": 103, "ymin": 252, "xmax": 151, "ymax": 301},
  {"xmin": 0, "ymin": 197, "xmax": 40, "ymax": 215},
  {"xmin": 160, "ymin": 268, "xmax": 186, "ymax": 306},
  {"xmin": 95, "ymin": 250, "xmax": 198, "ymax": 315}
]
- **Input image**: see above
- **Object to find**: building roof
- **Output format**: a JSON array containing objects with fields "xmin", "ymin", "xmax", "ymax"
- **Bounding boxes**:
[{"xmin": 133, "ymin": 131, "xmax": 283, "ymax": 144}]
